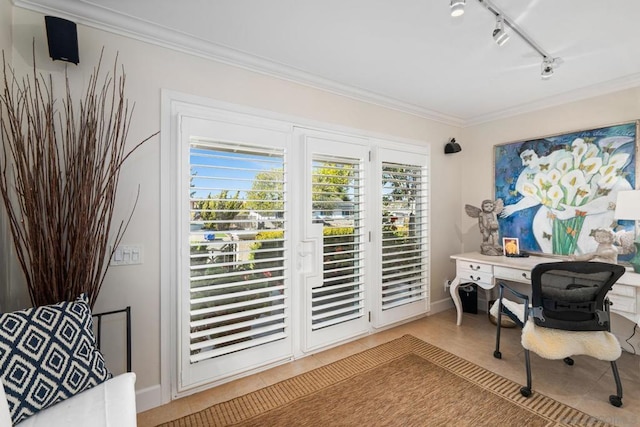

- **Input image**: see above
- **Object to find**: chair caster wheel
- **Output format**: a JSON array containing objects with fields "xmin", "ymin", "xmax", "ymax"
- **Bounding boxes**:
[
  {"xmin": 520, "ymin": 387, "xmax": 531, "ymax": 397},
  {"xmin": 563, "ymin": 357, "xmax": 574, "ymax": 366},
  {"xmin": 609, "ymin": 395, "xmax": 622, "ymax": 407},
  {"xmin": 493, "ymin": 351, "xmax": 502, "ymax": 359}
]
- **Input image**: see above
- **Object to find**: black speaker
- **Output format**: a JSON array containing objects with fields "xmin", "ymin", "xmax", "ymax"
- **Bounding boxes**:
[{"xmin": 45, "ymin": 16, "xmax": 79, "ymax": 64}]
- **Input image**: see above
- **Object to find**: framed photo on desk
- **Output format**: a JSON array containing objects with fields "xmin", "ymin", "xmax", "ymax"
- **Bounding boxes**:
[
  {"xmin": 494, "ymin": 121, "xmax": 638, "ymax": 259},
  {"xmin": 503, "ymin": 237, "xmax": 520, "ymax": 256}
]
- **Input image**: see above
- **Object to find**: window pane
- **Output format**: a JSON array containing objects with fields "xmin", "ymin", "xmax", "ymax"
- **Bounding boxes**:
[
  {"xmin": 381, "ymin": 162, "xmax": 427, "ymax": 310},
  {"xmin": 311, "ymin": 156, "xmax": 365, "ymax": 330},
  {"xmin": 188, "ymin": 140, "xmax": 287, "ymax": 362}
]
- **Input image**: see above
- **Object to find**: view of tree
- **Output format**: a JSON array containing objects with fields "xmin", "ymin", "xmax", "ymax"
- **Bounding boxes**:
[
  {"xmin": 312, "ymin": 163, "xmax": 353, "ymax": 211},
  {"xmin": 245, "ymin": 169, "xmax": 284, "ymax": 217},
  {"xmin": 382, "ymin": 166, "xmax": 418, "ymax": 206},
  {"xmin": 242, "ymin": 164, "xmax": 354, "ymax": 216},
  {"xmin": 189, "ymin": 170, "xmax": 197, "ymax": 198},
  {"xmin": 196, "ymin": 190, "xmax": 244, "ymax": 230}
]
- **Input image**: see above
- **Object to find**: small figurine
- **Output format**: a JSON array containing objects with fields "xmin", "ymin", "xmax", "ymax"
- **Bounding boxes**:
[
  {"xmin": 569, "ymin": 228, "xmax": 618, "ymax": 264},
  {"xmin": 613, "ymin": 229, "xmax": 636, "ymax": 256},
  {"xmin": 466, "ymin": 199, "xmax": 504, "ymax": 256}
]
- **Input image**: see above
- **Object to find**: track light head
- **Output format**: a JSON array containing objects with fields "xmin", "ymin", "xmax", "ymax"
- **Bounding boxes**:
[
  {"xmin": 492, "ymin": 15, "xmax": 509, "ymax": 46},
  {"xmin": 450, "ymin": 0, "xmax": 465, "ymax": 17},
  {"xmin": 541, "ymin": 57, "xmax": 555, "ymax": 80},
  {"xmin": 452, "ymin": 1, "xmax": 559, "ymax": 79}
]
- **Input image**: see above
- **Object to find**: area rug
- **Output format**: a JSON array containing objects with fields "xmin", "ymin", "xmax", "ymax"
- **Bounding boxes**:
[{"xmin": 160, "ymin": 335, "xmax": 612, "ymax": 427}]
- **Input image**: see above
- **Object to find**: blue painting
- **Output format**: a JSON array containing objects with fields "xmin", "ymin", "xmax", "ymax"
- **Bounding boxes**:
[{"xmin": 494, "ymin": 122, "xmax": 638, "ymax": 258}]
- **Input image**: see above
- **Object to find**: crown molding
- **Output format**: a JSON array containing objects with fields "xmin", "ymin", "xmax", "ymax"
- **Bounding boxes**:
[
  {"xmin": 13, "ymin": 0, "xmax": 465, "ymax": 127},
  {"xmin": 466, "ymin": 72, "xmax": 640, "ymax": 127},
  {"xmin": 12, "ymin": 0, "xmax": 640, "ymax": 129}
]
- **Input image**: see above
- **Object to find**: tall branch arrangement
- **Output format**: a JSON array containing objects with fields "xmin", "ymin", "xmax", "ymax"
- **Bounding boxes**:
[{"xmin": 0, "ymin": 51, "xmax": 157, "ymax": 308}]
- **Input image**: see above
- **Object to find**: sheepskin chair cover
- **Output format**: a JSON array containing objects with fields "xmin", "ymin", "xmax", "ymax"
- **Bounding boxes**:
[
  {"xmin": 521, "ymin": 319, "xmax": 621, "ymax": 361},
  {"xmin": 490, "ymin": 299, "xmax": 622, "ymax": 361}
]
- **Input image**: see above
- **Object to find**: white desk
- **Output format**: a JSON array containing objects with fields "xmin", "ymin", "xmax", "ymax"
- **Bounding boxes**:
[{"xmin": 449, "ymin": 251, "xmax": 640, "ymax": 326}]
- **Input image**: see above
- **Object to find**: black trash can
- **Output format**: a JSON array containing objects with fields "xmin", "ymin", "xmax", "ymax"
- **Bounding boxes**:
[{"xmin": 459, "ymin": 283, "xmax": 478, "ymax": 314}]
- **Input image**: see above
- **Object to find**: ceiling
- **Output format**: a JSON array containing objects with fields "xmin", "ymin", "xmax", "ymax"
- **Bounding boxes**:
[{"xmin": 15, "ymin": 0, "xmax": 640, "ymax": 126}]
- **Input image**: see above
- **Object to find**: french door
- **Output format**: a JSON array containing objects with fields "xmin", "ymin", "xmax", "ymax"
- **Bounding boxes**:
[
  {"xmin": 374, "ymin": 146, "xmax": 429, "ymax": 326},
  {"xmin": 297, "ymin": 129, "xmax": 370, "ymax": 351},
  {"xmin": 168, "ymin": 101, "xmax": 429, "ymax": 396},
  {"xmin": 177, "ymin": 115, "xmax": 294, "ymax": 392}
]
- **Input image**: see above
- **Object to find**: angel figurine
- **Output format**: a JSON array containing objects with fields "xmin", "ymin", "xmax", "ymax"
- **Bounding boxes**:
[
  {"xmin": 569, "ymin": 228, "xmax": 618, "ymax": 264},
  {"xmin": 465, "ymin": 199, "xmax": 504, "ymax": 256}
]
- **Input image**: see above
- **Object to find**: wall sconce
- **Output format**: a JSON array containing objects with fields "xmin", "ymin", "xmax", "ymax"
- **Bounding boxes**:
[{"xmin": 444, "ymin": 138, "xmax": 462, "ymax": 154}]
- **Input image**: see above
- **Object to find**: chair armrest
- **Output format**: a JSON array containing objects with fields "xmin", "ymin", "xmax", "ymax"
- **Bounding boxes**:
[
  {"xmin": 495, "ymin": 281, "xmax": 530, "ymax": 326},
  {"xmin": 0, "ymin": 381, "xmax": 11, "ymax": 427},
  {"xmin": 16, "ymin": 373, "xmax": 137, "ymax": 427},
  {"xmin": 497, "ymin": 281, "xmax": 530, "ymax": 303}
]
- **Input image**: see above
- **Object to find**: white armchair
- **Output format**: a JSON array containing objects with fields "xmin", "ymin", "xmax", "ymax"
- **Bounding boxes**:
[
  {"xmin": 0, "ymin": 297, "xmax": 136, "ymax": 426},
  {"xmin": 1, "ymin": 373, "xmax": 137, "ymax": 427}
]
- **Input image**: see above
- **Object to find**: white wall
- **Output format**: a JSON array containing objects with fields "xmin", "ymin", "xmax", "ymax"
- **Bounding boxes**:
[
  {"xmin": 460, "ymin": 88, "xmax": 640, "ymax": 252},
  {"xmin": 0, "ymin": 0, "xmax": 12, "ymax": 312},
  {"xmin": 6, "ymin": 6, "xmax": 463, "ymax": 409},
  {"xmin": 0, "ymin": 0, "xmax": 10, "ymax": 54}
]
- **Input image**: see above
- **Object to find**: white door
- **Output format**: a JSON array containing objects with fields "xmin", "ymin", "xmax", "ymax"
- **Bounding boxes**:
[
  {"xmin": 374, "ymin": 146, "xmax": 430, "ymax": 327},
  {"xmin": 297, "ymin": 129, "xmax": 370, "ymax": 352},
  {"xmin": 177, "ymin": 115, "xmax": 293, "ymax": 392}
]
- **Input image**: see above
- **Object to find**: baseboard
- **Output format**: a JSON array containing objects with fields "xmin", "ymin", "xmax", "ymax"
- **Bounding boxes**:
[
  {"xmin": 136, "ymin": 384, "xmax": 163, "ymax": 413},
  {"xmin": 429, "ymin": 297, "xmax": 454, "ymax": 314}
]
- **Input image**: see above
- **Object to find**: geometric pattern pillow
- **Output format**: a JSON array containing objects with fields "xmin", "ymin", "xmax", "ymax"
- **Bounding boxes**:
[{"xmin": 0, "ymin": 294, "xmax": 112, "ymax": 425}]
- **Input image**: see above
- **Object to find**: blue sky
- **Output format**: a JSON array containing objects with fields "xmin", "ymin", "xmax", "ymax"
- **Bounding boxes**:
[{"xmin": 189, "ymin": 147, "xmax": 283, "ymax": 199}]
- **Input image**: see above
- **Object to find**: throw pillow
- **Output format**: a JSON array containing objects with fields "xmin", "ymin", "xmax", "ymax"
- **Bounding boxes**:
[{"xmin": 0, "ymin": 294, "xmax": 112, "ymax": 425}]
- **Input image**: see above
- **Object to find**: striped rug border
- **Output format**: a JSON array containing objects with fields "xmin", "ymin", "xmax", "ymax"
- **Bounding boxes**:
[{"xmin": 161, "ymin": 335, "xmax": 613, "ymax": 427}]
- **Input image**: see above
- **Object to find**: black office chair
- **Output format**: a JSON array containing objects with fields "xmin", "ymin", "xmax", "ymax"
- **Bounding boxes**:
[{"xmin": 492, "ymin": 261, "xmax": 626, "ymax": 407}]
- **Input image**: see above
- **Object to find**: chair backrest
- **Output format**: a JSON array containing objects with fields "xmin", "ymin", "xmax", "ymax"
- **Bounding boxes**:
[{"xmin": 530, "ymin": 261, "xmax": 625, "ymax": 331}]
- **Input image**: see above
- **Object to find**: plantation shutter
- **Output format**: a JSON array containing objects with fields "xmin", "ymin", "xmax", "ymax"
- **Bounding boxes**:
[
  {"xmin": 189, "ymin": 140, "xmax": 287, "ymax": 363},
  {"xmin": 380, "ymin": 162, "xmax": 428, "ymax": 311},
  {"xmin": 311, "ymin": 155, "xmax": 365, "ymax": 330}
]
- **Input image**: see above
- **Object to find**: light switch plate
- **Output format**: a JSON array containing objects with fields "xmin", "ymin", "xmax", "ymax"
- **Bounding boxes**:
[{"xmin": 110, "ymin": 245, "xmax": 143, "ymax": 266}]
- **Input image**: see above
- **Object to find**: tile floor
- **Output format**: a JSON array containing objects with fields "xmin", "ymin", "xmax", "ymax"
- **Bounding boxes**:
[{"xmin": 138, "ymin": 308, "xmax": 640, "ymax": 426}]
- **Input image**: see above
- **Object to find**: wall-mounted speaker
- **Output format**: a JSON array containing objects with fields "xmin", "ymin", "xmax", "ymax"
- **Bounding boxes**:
[{"xmin": 45, "ymin": 16, "xmax": 79, "ymax": 64}]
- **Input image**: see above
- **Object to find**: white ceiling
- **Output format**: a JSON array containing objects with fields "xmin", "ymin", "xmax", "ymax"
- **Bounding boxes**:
[{"xmin": 15, "ymin": 0, "xmax": 640, "ymax": 126}]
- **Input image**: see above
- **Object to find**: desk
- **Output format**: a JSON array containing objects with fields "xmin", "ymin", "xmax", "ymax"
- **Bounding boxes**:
[{"xmin": 450, "ymin": 251, "xmax": 640, "ymax": 327}]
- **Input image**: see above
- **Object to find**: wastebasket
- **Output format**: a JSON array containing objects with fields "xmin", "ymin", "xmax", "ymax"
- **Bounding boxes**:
[{"xmin": 458, "ymin": 283, "xmax": 478, "ymax": 314}]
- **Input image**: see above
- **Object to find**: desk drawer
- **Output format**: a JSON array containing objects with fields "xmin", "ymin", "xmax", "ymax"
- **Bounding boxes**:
[
  {"xmin": 494, "ymin": 266, "xmax": 532, "ymax": 283},
  {"xmin": 456, "ymin": 261, "xmax": 492, "ymax": 274},
  {"xmin": 608, "ymin": 294, "xmax": 636, "ymax": 314},
  {"xmin": 457, "ymin": 269, "xmax": 493, "ymax": 286},
  {"xmin": 610, "ymin": 284, "xmax": 635, "ymax": 298}
]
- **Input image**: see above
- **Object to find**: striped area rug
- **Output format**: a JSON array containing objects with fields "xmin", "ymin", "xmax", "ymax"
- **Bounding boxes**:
[{"xmin": 160, "ymin": 335, "xmax": 613, "ymax": 426}]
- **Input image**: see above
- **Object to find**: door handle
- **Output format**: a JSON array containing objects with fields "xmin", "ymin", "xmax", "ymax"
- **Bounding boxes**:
[{"xmin": 298, "ymin": 247, "xmax": 313, "ymax": 257}]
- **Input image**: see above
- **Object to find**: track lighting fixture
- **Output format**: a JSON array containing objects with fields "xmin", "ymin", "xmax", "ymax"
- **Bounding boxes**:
[
  {"xmin": 451, "ymin": 0, "xmax": 560, "ymax": 79},
  {"xmin": 492, "ymin": 15, "xmax": 509, "ymax": 46},
  {"xmin": 541, "ymin": 57, "xmax": 554, "ymax": 80},
  {"xmin": 450, "ymin": 0, "xmax": 465, "ymax": 17}
]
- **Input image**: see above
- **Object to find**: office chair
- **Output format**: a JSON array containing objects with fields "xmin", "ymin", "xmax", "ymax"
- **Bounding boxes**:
[{"xmin": 491, "ymin": 261, "xmax": 626, "ymax": 407}]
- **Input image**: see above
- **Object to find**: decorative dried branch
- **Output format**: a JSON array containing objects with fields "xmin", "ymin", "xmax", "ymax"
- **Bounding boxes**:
[{"xmin": 0, "ymin": 48, "xmax": 158, "ymax": 308}]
